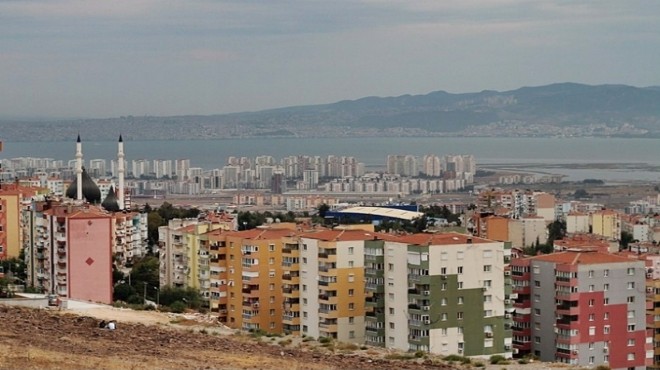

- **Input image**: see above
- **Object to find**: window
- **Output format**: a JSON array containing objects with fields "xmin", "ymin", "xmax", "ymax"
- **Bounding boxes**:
[
  {"xmin": 483, "ymin": 265, "xmax": 492, "ymax": 272},
  {"xmin": 484, "ymin": 280, "xmax": 492, "ymax": 288},
  {"xmin": 457, "ymin": 327, "xmax": 463, "ymax": 334},
  {"xmin": 588, "ymin": 284, "xmax": 595, "ymax": 292},
  {"xmin": 388, "ymin": 293, "xmax": 394, "ymax": 301},
  {"xmin": 604, "ymin": 312, "xmax": 609, "ymax": 320},
  {"xmin": 627, "ymin": 353, "xmax": 635, "ymax": 360},
  {"xmin": 302, "ymin": 285, "xmax": 307, "ymax": 292},
  {"xmin": 534, "ymin": 280, "xmax": 541, "ymax": 287},
  {"xmin": 388, "ymin": 263, "xmax": 394, "ymax": 271},
  {"xmin": 348, "ymin": 303, "xmax": 355, "ymax": 310},
  {"xmin": 484, "ymin": 295, "xmax": 492, "ymax": 303},
  {"xmin": 484, "ymin": 310, "xmax": 493, "ymax": 317},
  {"xmin": 269, "ymin": 244, "xmax": 275, "ymax": 252},
  {"xmin": 588, "ymin": 356, "xmax": 595, "ymax": 365},
  {"xmin": 302, "ymin": 257, "xmax": 307, "ymax": 264},
  {"xmin": 270, "ymin": 296, "xmax": 275, "ymax": 303},
  {"xmin": 441, "ymin": 298, "xmax": 447, "ymax": 306},
  {"xmin": 389, "ymin": 322, "xmax": 395, "ymax": 329},
  {"xmin": 628, "ymin": 310, "xmax": 635, "ymax": 318},
  {"xmin": 269, "ymin": 258, "xmax": 274, "ymax": 265},
  {"xmin": 588, "ymin": 299, "xmax": 595, "ymax": 307},
  {"xmin": 604, "ymin": 325, "xmax": 610, "ymax": 334},
  {"xmin": 457, "ymin": 312, "xmax": 463, "ymax": 320},
  {"xmin": 604, "ymin": 283, "xmax": 609, "ymax": 291},
  {"xmin": 269, "ymin": 309, "xmax": 275, "ymax": 316},
  {"xmin": 627, "ymin": 338, "xmax": 635, "ymax": 346},
  {"xmin": 303, "ymin": 298, "xmax": 308, "ymax": 305},
  {"xmin": 349, "ymin": 331, "xmax": 355, "ymax": 339},
  {"xmin": 483, "ymin": 250, "xmax": 493, "ymax": 258},
  {"xmin": 604, "ymin": 298, "xmax": 609, "ymax": 305},
  {"xmin": 534, "ymin": 294, "xmax": 540, "ymax": 302},
  {"xmin": 534, "ymin": 308, "xmax": 541, "ymax": 316},
  {"xmin": 303, "ymin": 311, "xmax": 308, "ymax": 318},
  {"xmin": 589, "ymin": 326, "xmax": 595, "ymax": 335},
  {"xmin": 269, "ymin": 283, "xmax": 274, "ymax": 290},
  {"xmin": 441, "ymin": 252, "xmax": 448, "ymax": 261},
  {"xmin": 441, "ymin": 313, "xmax": 448, "ymax": 321},
  {"xmin": 458, "ymin": 282, "xmax": 463, "ymax": 289},
  {"xmin": 457, "ymin": 251, "xmax": 464, "ymax": 260},
  {"xmin": 389, "ymin": 307, "xmax": 394, "ymax": 315},
  {"xmin": 269, "ymin": 270, "xmax": 275, "ymax": 278},
  {"xmin": 441, "ymin": 267, "xmax": 447, "ymax": 275},
  {"xmin": 588, "ymin": 270, "xmax": 594, "ymax": 278},
  {"xmin": 348, "ymin": 261, "xmax": 354, "ymax": 267},
  {"xmin": 627, "ymin": 267, "xmax": 635, "ymax": 275},
  {"xmin": 348, "ymin": 274, "xmax": 355, "ymax": 282},
  {"xmin": 627, "ymin": 282, "xmax": 635, "ymax": 289},
  {"xmin": 270, "ymin": 322, "xmax": 275, "ymax": 329},
  {"xmin": 349, "ymin": 317, "xmax": 354, "ymax": 324},
  {"xmin": 589, "ymin": 313, "xmax": 595, "ymax": 321},
  {"xmin": 534, "ymin": 336, "xmax": 541, "ymax": 344},
  {"xmin": 457, "ymin": 296, "xmax": 464, "ymax": 305},
  {"xmin": 604, "ymin": 269, "xmax": 609, "ymax": 277},
  {"xmin": 348, "ymin": 289, "xmax": 354, "ymax": 296},
  {"xmin": 627, "ymin": 324, "xmax": 636, "ymax": 332},
  {"xmin": 441, "ymin": 328, "xmax": 447, "ymax": 336},
  {"xmin": 348, "ymin": 247, "xmax": 354, "ymax": 255},
  {"xmin": 441, "ymin": 283, "xmax": 447, "ymax": 291},
  {"xmin": 627, "ymin": 296, "xmax": 635, "ymax": 303},
  {"xmin": 588, "ymin": 342, "xmax": 594, "ymax": 350}
]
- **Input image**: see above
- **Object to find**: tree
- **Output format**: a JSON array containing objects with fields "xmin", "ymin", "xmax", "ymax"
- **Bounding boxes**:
[
  {"xmin": 574, "ymin": 188, "xmax": 589, "ymax": 199},
  {"xmin": 129, "ymin": 256, "xmax": 160, "ymax": 299},
  {"xmin": 546, "ymin": 220, "xmax": 567, "ymax": 246},
  {"xmin": 317, "ymin": 203, "xmax": 330, "ymax": 218},
  {"xmin": 620, "ymin": 231, "xmax": 635, "ymax": 249}
]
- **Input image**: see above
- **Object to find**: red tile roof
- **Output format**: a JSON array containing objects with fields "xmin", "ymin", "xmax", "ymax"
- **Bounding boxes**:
[{"xmin": 531, "ymin": 250, "xmax": 634, "ymax": 265}]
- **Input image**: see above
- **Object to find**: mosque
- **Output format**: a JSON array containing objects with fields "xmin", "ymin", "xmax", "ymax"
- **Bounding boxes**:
[{"xmin": 22, "ymin": 135, "xmax": 148, "ymax": 304}]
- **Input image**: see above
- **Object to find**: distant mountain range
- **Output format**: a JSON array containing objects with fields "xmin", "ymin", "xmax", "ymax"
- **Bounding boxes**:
[{"xmin": 2, "ymin": 82, "xmax": 660, "ymax": 141}]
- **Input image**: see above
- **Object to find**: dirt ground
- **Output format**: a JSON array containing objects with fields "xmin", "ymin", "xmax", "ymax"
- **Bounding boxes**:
[{"xmin": 0, "ymin": 304, "xmax": 453, "ymax": 370}]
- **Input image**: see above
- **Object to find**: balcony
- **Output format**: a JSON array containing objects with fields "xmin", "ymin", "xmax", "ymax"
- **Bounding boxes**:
[
  {"xmin": 319, "ymin": 321, "xmax": 338, "ymax": 332},
  {"xmin": 366, "ymin": 283, "xmax": 384, "ymax": 293},
  {"xmin": 319, "ymin": 294, "xmax": 338, "ymax": 304},
  {"xmin": 318, "ymin": 308, "xmax": 338, "ymax": 318}
]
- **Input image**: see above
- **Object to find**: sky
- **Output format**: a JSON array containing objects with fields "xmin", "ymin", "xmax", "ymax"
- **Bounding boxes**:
[{"xmin": 1, "ymin": 0, "xmax": 660, "ymax": 119}]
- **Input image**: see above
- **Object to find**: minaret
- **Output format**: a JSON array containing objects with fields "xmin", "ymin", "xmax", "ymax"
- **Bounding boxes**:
[
  {"xmin": 118, "ymin": 134, "xmax": 125, "ymax": 210},
  {"xmin": 76, "ymin": 134, "xmax": 83, "ymax": 200}
]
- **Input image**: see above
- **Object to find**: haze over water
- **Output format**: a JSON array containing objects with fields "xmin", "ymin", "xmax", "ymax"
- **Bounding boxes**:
[{"xmin": 5, "ymin": 137, "xmax": 660, "ymax": 182}]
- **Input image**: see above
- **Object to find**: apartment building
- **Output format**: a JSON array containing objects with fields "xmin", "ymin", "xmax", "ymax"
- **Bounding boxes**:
[
  {"xmin": 647, "ymin": 279, "xmax": 660, "ymax": 370},
  {"xmin": 591, "ymin": 210, "xmax": 621, "ymax": 241},
  {"xmin": 0, "ymin": 183, "xmax": 42, "ymax": 259},
  {"xmin": 510, "ymin": 250, "xmax": 647, "ymax": 369},
  {"xmin": 299, "ymin": 229, "xmax": 374, "ymax": 343},
  {"xmin": 393, "ymin": 233, "xmax": 511, "ymax": 356},
  {"xmin": 27, "ymin": 201, "xmax": 114, "ymax": 304},
  {"xmin": 225, "ymin": 227, "xmax": 298, "ymax": 333}
]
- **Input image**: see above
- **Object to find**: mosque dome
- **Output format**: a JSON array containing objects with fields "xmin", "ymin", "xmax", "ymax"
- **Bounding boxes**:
[
  {"xmin": 101, "ymin": 186, "xmax": 120, "ymax": 212},
  {"xmin": 65, "ymin": 167, "xmax": 102, "ymax": 204}
]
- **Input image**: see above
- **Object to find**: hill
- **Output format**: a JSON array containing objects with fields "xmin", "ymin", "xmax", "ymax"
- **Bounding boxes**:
[
  {"xmin": 0, "ymin": 304, "xmax": 452, "ymax": 370},
  {"xmin": 2, "ymin": 83, "xmax": 660, "ymax": 141}
]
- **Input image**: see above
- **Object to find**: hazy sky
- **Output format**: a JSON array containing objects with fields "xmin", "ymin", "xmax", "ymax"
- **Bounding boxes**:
[{"xmin": 2, "ymin": 0, "xmax": 659, "ymax": 118}]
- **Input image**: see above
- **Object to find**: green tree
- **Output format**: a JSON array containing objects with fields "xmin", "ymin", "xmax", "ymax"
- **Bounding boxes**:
[
  {"xmin": 129, "ymin": 256, "xmax": 160, "ymax": 299},
  {"xmin": 620, "ymin": 231, "xmax": 635, "ymax": 249},
  {"xmin": 317, "ymin": 203, "xmax": 330, "ymax": 218},
  {"xmin": 574, "ymin": 188, "xmax": 589, "ymax": 199},
  {"xmin": 113, "ymin": 283, "xmax": 136, "ymax": 302},
  {"xmin": 546, "ymin": 220, "xmax": 566, "ymax": 246}
]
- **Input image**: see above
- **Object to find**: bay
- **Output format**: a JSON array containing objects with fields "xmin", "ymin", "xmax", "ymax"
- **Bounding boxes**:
[{"xmin": 3, "ymin": 137, "xmax": 660, "ymax": 182}]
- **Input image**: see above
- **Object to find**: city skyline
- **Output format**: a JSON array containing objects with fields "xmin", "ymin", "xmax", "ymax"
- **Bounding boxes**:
[{"xmin": 2, "ymin": 1, "xmax": 660, "ymax": 118}]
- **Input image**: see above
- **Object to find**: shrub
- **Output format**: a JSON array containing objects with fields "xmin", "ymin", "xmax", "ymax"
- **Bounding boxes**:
[
  {"xmin": 414, "ymin": 350, "xmax": 425, "ymax": 358},
  {"xmin": 318, "ymin": 336, "xmax": 333, "ymax": 344},
  {"xmin": 169, "ymin": 300, "xmax": 187, "ymax": 313},
  {"xmin": 490, "ymin": 355, "xmax": 507, "ymax": 364},
  {"xmin": 302, "ymin": 336, "xmax": 315, "ymax": 342},
  {"xmin": 278, "ymin": 339, "xmax": 292, "ymax": 347},
  {"xmin": 384, "ymin": 353, "xmax": 415, "ymax": 360},
  {"xmin": 474, "ymin": 361, "xmax": 485, "ymax": 368}
]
